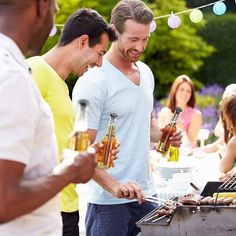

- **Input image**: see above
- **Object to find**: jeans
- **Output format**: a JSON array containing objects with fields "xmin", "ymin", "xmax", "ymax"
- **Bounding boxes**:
[{"xmin": 85, "ymin": 201, "xmax": 157, "ymax": 236}]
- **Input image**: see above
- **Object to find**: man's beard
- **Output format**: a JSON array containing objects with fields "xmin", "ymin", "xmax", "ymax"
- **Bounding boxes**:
[{"xmin": 117, "ymin": 46, "xmax": 141, "ymax": 63}]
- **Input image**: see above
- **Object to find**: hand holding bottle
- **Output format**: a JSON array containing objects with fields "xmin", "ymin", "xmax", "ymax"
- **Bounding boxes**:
[
  {"xmin": 97, "ymin": 113, "xmax": 118, "ymax": 169},
  {"xmin": 91, "ymin": 142, "xmax": 120, "ymax": 167},
  {"xmin": 156, "ymin": 107, "xmax": 182, "ymax": 154},
  {"xmin": 168, "ymin": 130, "xmax": 182, "ymax": 148},
  {"xmin": 54, "ymin": 147, "xmax": 97, "ymax": 184}
]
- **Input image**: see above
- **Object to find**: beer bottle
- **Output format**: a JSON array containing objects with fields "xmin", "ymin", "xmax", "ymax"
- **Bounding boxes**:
[
  {"xmin": 69, "ymin": 99, "xmax": 90, "ymax": 151},
  {"xmin": 156, "ymin": 107, "xmax": 182, "ymax": 155},
  {"xmin": 97, "ymin": 113, "xmax": 118, "ymax": 169}
]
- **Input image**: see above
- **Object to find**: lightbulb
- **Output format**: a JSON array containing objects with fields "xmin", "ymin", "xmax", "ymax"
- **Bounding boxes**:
[
  {"xmin": 167, "ymin": 14, "xmax": 181, "ymax": 29},
  {"xmin": 150, "ymin": 20, "xmax": 157, "ymax": 32},
  {"xmin": 49, "ymin": 25, "xmax": 57, "ymax": 37},
  {"xmin": 189, "ymin": 9, "xmax": 203, "ymax": 23},
  {"xmin": 213, "ymin": 2, "xmax": 227, "ymax": 15}
]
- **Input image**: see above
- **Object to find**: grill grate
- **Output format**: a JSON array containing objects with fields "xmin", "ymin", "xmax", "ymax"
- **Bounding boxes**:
[
  {"xmin": 218, "ymin": 173, "xmax": 236, "ymax": 191},
  {"xmin": 138, "ymin": 205, "xmax": 175, "ymax": 225}
]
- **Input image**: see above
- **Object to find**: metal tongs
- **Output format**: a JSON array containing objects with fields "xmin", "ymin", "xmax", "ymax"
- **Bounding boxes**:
[
  {"xmin": 143, "ymin": 196, "xmax": 177, "ymax": 223},
  {"xmin": 145, "ymin": 196, "xmax": 176, "ymax": 206}
]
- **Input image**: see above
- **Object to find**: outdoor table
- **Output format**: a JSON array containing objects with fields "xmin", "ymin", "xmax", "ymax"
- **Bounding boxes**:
[{"xmin": 150, "ymin": 150, "xmax": 221, "ymax": 200}]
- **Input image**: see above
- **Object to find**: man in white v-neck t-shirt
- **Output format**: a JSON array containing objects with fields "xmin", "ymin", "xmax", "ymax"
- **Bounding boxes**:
[{"xmin": 72, "ymin": 1, "xmax": 182, "ymax": 235}]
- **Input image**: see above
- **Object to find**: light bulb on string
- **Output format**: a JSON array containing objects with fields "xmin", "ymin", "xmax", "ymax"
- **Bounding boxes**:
[
  {"xmin": 167, "ymin": 12, "xmax": 181, "ymax": 29},
  {"xmin": 49, "ymin": 25, "xmax": 57, "ymax": 37},
  {"xmin": 189, "ymin": 9, "xmax": 203, "ymax": 23},
  {"xmin": 213, "ymin": 1, "xmax": 227, "ymax": 15},
  {"xmin": 150, "ymin": 20, "xmax": 157, "ymax": 32}
]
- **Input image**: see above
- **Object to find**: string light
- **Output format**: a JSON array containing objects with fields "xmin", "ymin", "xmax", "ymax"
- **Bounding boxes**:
[
  {"xmin": 189, "ymin": 9, "xmax": 203, "ymax": 23},
  {"xmin": 213, "ymin": 1, "xmax": 227, "ymax": 15},
  {"xmin": 55, "ymin": 24, "xmax": 64, "ymax": 28},
  {"xmin": 150, "ymin": 20, "xmax": 157, "ymax": 32},
  {"xmin": 154, "ymin": 0, "xmax": 227, "ymax": 20},
  {"xmin": 52, "ymin": 0, "xmax": 228, "ymax": 36},
  {"xmin": 49, "ymin": 25, "xmax": 57, "ymax": 36},
  {"xmin": 167, "ymin": 13, "xmax": 181, "ymax": 29},
  {"xmin": 153, "ymin": 0, "xmax": 228, "ymax": 30}
]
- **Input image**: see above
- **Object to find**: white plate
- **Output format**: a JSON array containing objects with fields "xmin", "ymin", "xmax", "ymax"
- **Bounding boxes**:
[
  {"xmin": 156, "ymin": 161, "xmax": 194, "ymax": 179},
  {"xmin": 157, "ymin": 161, "xmax": 194, "ymax": 169}
]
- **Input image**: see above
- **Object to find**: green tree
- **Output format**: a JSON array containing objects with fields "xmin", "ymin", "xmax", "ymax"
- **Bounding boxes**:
[
  {"xmin": 195, "ymin": 13, "xmax": 236, "ymax": 87},
  {"xmin": 143, "ymin": 0, "xmax": 214, "ymax": 97},
  {"xmin": 40, "ymin": 0, "xmax": 214, "ymax": 97}
]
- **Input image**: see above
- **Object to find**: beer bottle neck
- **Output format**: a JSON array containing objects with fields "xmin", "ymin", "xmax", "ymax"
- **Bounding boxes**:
[
  {"xmin": 172, "ymin": 112, "xmax": 180, "ymax": 122},
  {"xmin": 106, "ymin": 117, "xmax": 117, "ymax": 136},
  {"xmin": 74, "ymin": 106, "xmax": 88, "ymax": 132}
]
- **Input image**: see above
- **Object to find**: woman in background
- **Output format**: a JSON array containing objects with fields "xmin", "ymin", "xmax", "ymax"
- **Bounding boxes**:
[
  {"xmin": 166, "ymin": 75, "xmax": 202, "ymax": 147},
  {"xmin": 219, "ymin": 95, "xmax": 236, "ymax": 181},
  {"xmin": 199, "ymin": 84, "xmax": 236, "ymax": 155}
]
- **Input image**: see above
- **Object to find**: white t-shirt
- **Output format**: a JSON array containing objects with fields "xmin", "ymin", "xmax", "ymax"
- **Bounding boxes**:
[
  {"xmin": 72, "ymin": 58, "xmax": 156, "ymax": 204},
  {"xmin": 0, "ymin": 33, "xmax": 61, "ymax": 235}
]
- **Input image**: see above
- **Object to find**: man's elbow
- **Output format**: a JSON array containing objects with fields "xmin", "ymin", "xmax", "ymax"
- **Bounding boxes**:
[
  {"xmin": 0, "ymin": 197, "xmax": 16, "ymax": 224},
  {"xmin": 0, "ymin": 207, "xmax": 11, "ymax": 224}
]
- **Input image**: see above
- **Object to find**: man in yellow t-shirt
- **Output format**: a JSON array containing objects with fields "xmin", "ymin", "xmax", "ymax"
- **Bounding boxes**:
[{"xmin": 28, "ymin": 8, "xmax": 116, "ymax": 236}]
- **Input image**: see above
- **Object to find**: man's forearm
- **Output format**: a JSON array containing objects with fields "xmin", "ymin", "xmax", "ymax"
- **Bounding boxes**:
[
  {"xmin": 0, "ymin": 173, "xmax": 70, "ymax": 223},
  {"xmin": 92, "ymin": 167, "xmax": 120, "ymax": 196},
  {"xmin": 150, "ymin": 118, "xmax": 161, "ymax": 143}
]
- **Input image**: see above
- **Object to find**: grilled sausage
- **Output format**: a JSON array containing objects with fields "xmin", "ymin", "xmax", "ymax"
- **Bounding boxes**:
[
  {"xmin": 208, "ymin": 197, "xmax": 217, "ymax": 205},
  {"xmin": 216, "ymin": 197, "xmax": 225, "ymax": 205},
  {"xmin": 232, "ymin": 199, "xmax": 236, "ymax": 205},
  {"xmin": 200, "ymin": 196, "xmax": 212, "ymax": 205},
  {"xmin": 222, "ymin": 197, "xmax": 234, "ymax": 205}
]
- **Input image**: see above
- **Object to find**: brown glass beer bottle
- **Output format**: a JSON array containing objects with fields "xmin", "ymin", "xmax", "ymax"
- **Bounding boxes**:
[
  {"xmin": 97, "ymin": 113, "xmax": 118, "ymax": 169},
  {"xmin": 156, "ymin": 107, "xmax": 182, "ymax": 155}
]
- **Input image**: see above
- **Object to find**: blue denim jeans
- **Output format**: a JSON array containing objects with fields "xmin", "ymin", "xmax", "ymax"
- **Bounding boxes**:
[{"xmin": 85, "ymin": 200, "xmax": 157, "ymax": 236}]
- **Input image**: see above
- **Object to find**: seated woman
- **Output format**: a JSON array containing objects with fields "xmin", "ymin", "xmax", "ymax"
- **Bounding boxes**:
[
  {"xmin": 166, "ymin": 75, "xmax": 202, "ymax": 147},
  {"xmin": 219, "ymin": 95, "xmax": 236, "ymax": 181}
]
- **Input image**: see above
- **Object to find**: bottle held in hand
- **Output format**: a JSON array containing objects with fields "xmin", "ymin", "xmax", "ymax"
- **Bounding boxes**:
[
  {"xmin": 156, "ymin": 107, "xmax": 182, "ymax": 155},
  {"xmin": 97, "ymin": 113, "xmax": 118, "ymax": 169},
  {"xmin": 69, "ymin": 99, "xmax": 90, "ymax": 151}
]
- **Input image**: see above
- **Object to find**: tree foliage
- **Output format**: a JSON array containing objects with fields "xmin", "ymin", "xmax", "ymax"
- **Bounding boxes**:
[
  {"xmin": 143, "ymin": 0, "xmax": 214, "ymax": 97},
  {"xmin": 195, "ymin": 13, "xmax": 236, "ymax": 87},
  {"xmin": 40, "ymin": 0, "xmax": 215, "ymax": 97}
]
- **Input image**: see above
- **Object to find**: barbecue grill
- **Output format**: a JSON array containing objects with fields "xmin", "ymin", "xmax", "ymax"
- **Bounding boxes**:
[
  {"xmin": 137, "ymin": 177, "xmax": 236, "ymax": 236},
  {"xmin": 137, "ymin": 204, "xmax": 236, "ymax": 236},
  {"xmin": 218, "ymin": 173, "xmax": 236, "ymax": 192}
]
